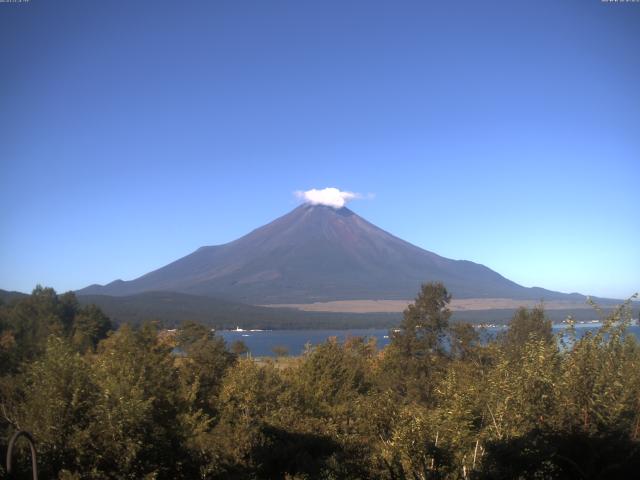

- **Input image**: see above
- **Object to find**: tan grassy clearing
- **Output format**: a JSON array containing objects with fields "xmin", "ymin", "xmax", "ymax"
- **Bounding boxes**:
[{"xmin": 262, "ymin": 298, "xmax": 593, "ymax": 313}]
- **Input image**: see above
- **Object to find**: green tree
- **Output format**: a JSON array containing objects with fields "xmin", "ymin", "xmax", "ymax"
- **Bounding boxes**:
[
  {"xmin": 14, "ymin": 336, "xmax": 98, "ymax": 478},
  {"xmin": 230, "ymin": 339, "xmax": 250, "ymax": 357},
  {"xmin": 393, "ymin": 282, "xmax": 452, "ymax": 356},
  {"xmin": 71, "ymin": 304, "xmax": 112, "ymax": 352},
  {"xmin": 3, "ymin": 286, "xmax": 69, "ymax": 364},
  {"xmin": 381, "ymin": 282, "xmax": 452, "ymax": 402},
  {"xmin": 500, "ymin": 305, "xmax": 553, "ymax": 358},
  {"xmin": 0, "ymin": 287, "xmax": 111, "ymax": 369},
  {"xmin": 449, "ymin": 322, "xmax": 480, "ymax": 361},
  {"xmin": 295, "ymin": 338, "xmax": 370, "ymax": 426},
  {"xmin": 176, "ymin": 321, "xmax": 235, "ymax": 415},
  {"xmin": 214, "ymin": 358, "xmax": 286, "ymax": 474},
  {"xmin": 89, "ymin": 323, "xmax": 194, "ymax": 478},
  {"xmin": 556, "ymin": 299, "xmax": 640, "ymax": 435}
]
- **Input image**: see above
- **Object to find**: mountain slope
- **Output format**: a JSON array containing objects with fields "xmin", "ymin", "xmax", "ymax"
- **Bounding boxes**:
[{"xmin": 78, "ymin": 204, "xmax": 584, "ymax": 303}]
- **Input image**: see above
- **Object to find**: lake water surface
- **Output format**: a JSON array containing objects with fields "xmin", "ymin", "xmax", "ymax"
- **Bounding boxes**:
[{"xmin": 219, "ymin": 323, "xmax": 640, "ymax": 357}]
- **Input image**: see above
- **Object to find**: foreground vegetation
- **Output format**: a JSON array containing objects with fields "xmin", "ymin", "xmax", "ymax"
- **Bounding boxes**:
[{"xmin": 1, "ymin": 284, "xmax": 639, "ymax": 479}]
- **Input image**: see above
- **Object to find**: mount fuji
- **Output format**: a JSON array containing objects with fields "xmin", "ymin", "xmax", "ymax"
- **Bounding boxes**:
[{"xmin": 78, "ymin": 204, "xmax": 583, "ymax": 305}]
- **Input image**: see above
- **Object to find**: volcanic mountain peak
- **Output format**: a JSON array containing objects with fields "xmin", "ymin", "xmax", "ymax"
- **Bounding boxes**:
[{"xmin": 78, "ymin": 204, "xmax": 583, "ymax": 304}]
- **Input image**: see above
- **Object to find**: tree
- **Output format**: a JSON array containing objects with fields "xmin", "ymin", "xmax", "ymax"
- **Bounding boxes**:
[
  {"xmin": 213, "ymin": 358, "xmax": 286, "ymax": 474},
  {"xmin": 89, "ymin": 323, "xmax": 194, "ymax": 478},
  {"xmin": 392, "ymin": 282, "xmax": 452, "ymax": 356},
  {"xmin": 230, "ymin": 339, "xmax": 250, "ymax": 357},
  {"xmin": 556, "ymin": 300, "xmax": 640, "ymax": 435},
  {"xmin": 296, "ymin": 338, "xmax": 370, "ymax": 423},
  {"xmin": 176, "ymin": 321, "xmax": 235, "ymax": 415},
  {"xmin": 381, "ymin": 282, "xmax": 452, "ymax": 402},
  {"xmin": 71, "ymin": 304, "xmax": 112, "ymax": 352},
  {"xmin": 3, "ymin": 286, "xmax": 69, "ymax": 364},
  {"xmin": 500, "ymin": 305, "xmax": 553, "ymax": 357},
  {"xmin": 0, "ymin": 287, "xmax": 112, "ymax": 369},
  {"xmin": 14, "ymin": 336, "xmax": 98, "ymax": 478},
  {"xmin": 449, "ymin": 322, "xmax": 480, "ymax": 361}
]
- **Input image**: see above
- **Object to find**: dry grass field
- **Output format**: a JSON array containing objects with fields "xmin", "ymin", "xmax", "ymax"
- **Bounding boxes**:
[{"xmin": 263, "ymin": 298, "xmax": 594, "ymax": 314}]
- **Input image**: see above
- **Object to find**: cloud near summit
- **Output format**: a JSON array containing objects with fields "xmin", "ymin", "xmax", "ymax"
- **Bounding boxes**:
[{"xmin": 295, "ymin": 187, "xmax": 361, "ymax": 208}]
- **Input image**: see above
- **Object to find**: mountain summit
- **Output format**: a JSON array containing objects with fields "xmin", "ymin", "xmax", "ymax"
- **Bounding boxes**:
[{"xmin": 78, "ymin": 204, "xmax": 580, "ymax": 303}]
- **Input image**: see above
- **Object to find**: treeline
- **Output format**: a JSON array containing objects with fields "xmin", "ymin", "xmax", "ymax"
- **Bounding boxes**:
[{"xmin": 1, "ymin": 284, "xmax": 639, "ymax": 479}]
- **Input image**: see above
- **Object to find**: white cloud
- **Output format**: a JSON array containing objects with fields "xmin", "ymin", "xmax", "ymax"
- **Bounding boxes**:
[{"xmin": 295, "ymin": 187, "xmax": 360, "ymax": 208}]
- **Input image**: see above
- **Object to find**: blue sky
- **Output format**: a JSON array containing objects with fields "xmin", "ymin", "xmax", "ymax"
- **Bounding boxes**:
[{"xmin": 1, "ymin": 0, "xmax": 638, "ymax": 299}]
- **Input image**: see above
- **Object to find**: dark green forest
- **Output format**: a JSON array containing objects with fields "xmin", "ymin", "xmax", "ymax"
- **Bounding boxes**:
[{"xmin": 1, "ymin": 284, "xmax": 639, "ymax": 479}]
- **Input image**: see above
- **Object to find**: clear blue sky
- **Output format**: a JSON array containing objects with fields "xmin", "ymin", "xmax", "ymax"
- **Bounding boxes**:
[{"xmin": 1, "ymin": 0, "xmax": 638, "ymax": 299}]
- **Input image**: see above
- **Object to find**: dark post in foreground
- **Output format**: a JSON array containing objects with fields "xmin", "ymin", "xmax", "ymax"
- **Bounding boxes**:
[{"xmin": 6, "ymin": 430, "xmax": 38, "ymax": 480}]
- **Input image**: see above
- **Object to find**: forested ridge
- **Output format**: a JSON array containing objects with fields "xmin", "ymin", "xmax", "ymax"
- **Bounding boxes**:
[{"xmin": 1, "ymin": 284, "xmax": 639, "ymax": 479}]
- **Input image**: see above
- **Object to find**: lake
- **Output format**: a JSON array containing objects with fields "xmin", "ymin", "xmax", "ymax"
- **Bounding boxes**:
[{"xmin": 218, "ymin": 323, "xmax": 640, "ymax": 357}]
